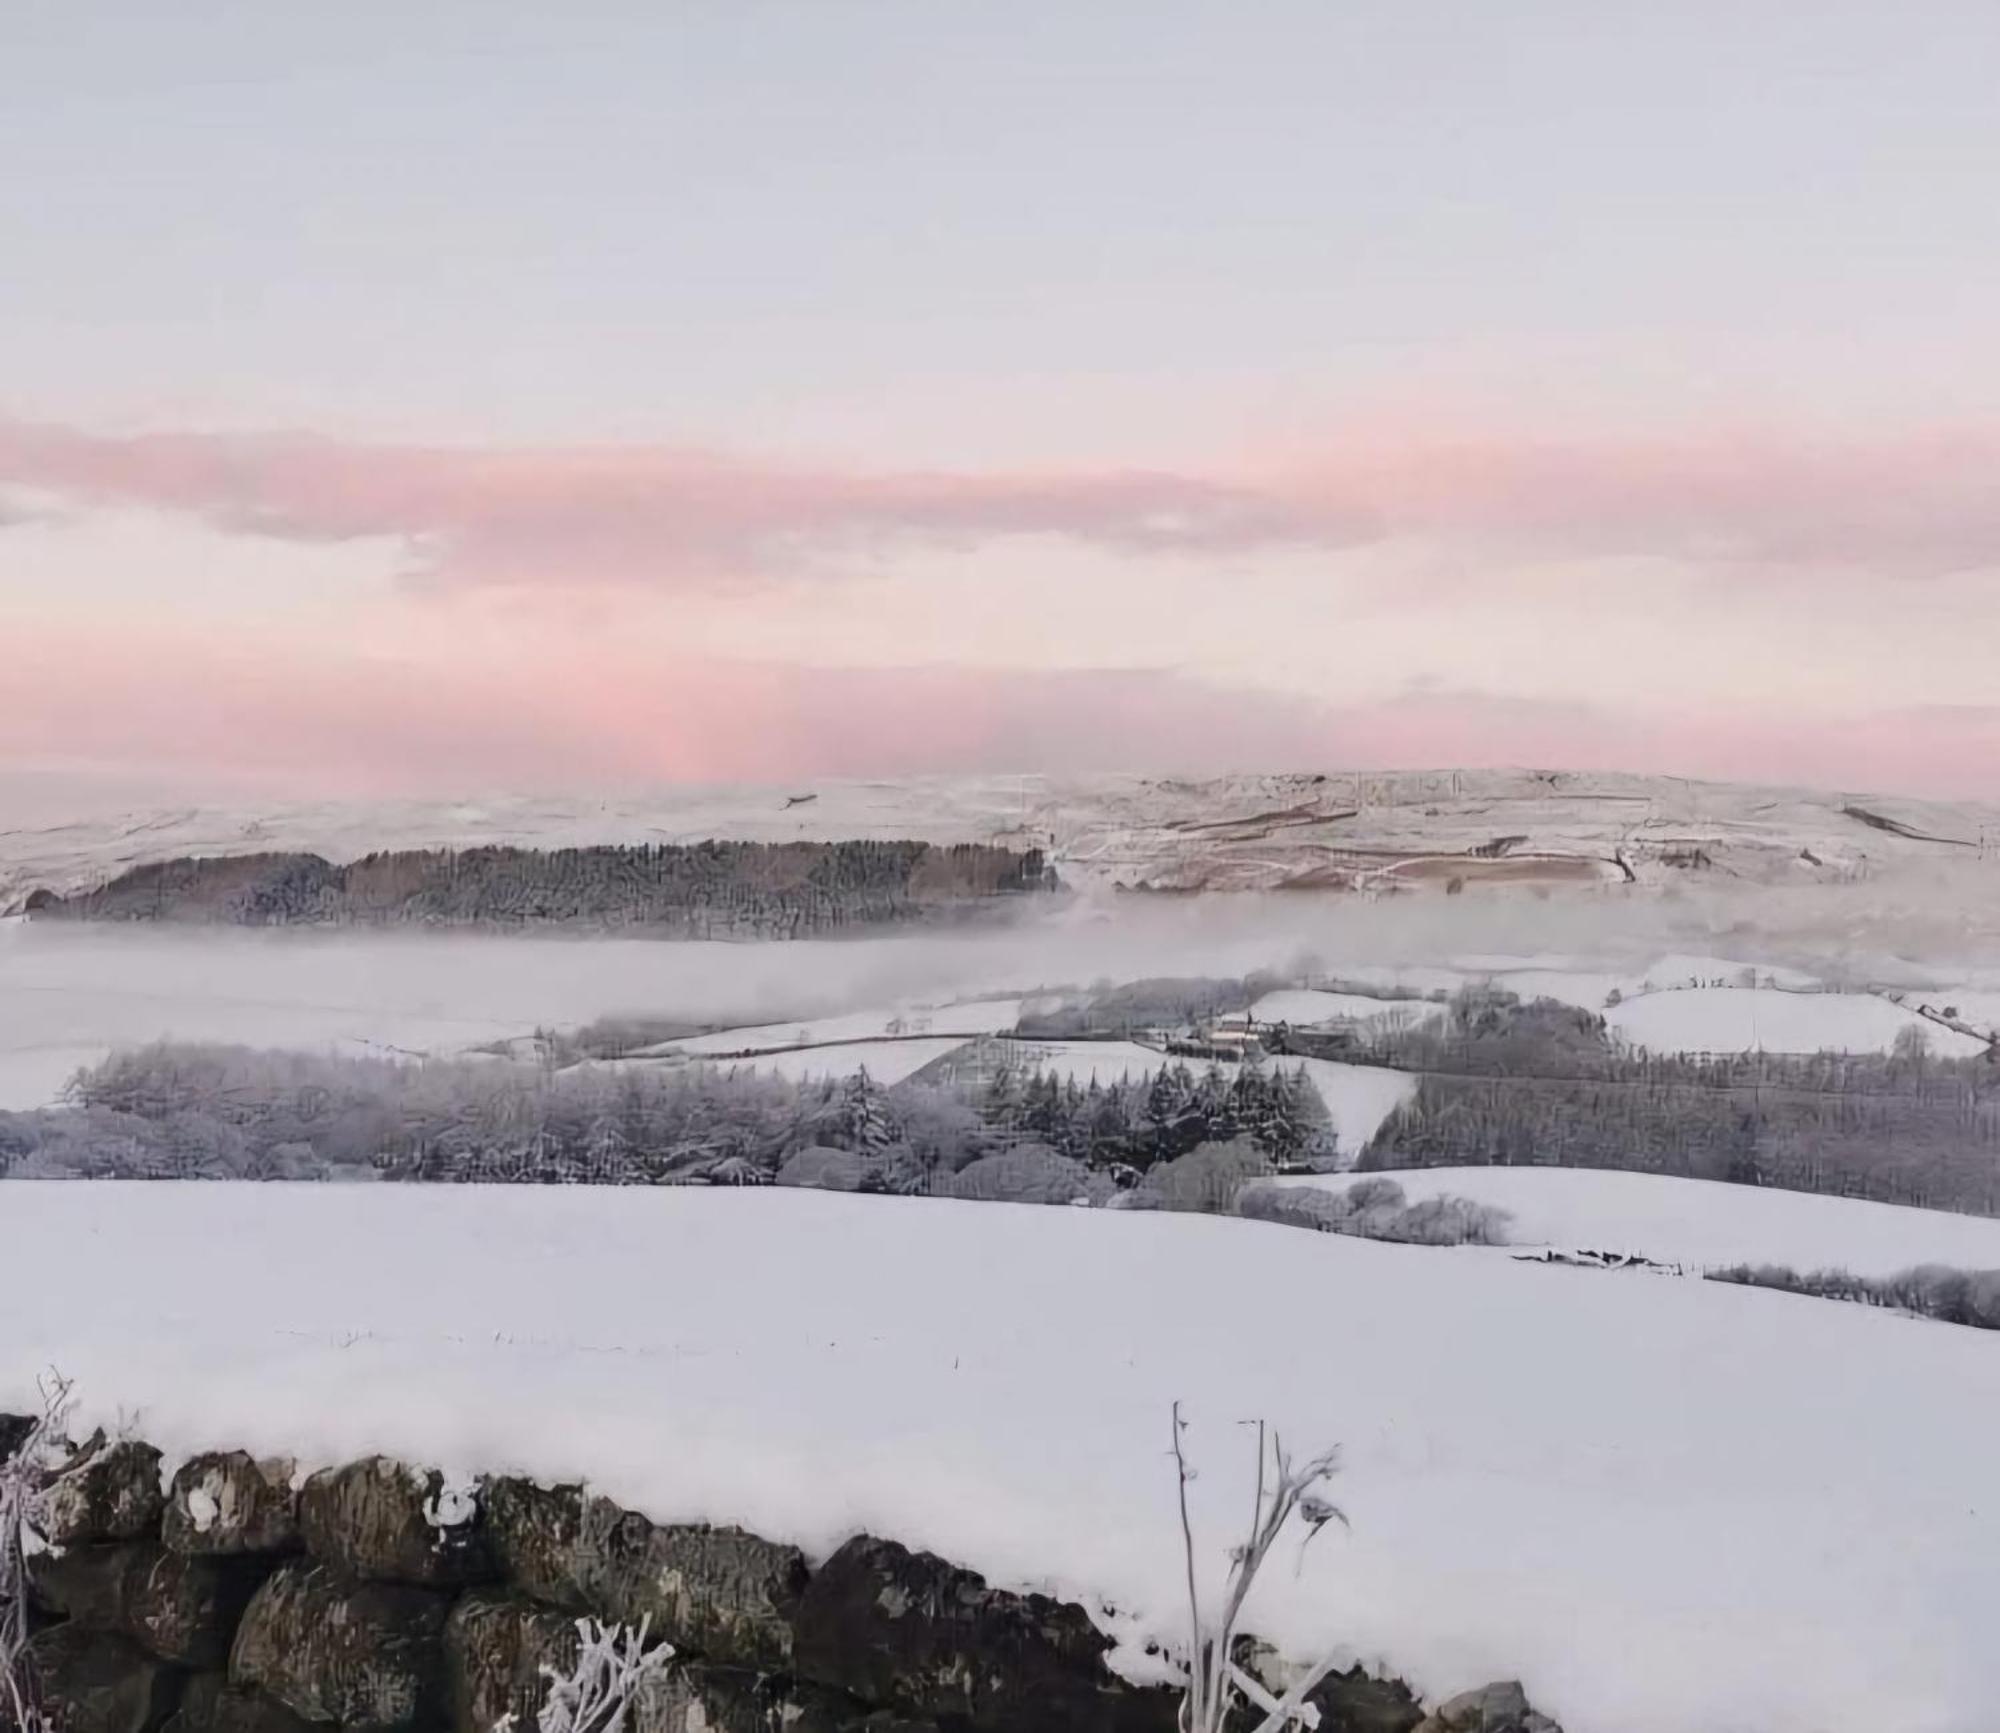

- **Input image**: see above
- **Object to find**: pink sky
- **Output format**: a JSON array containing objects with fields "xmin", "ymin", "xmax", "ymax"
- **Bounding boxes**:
[
  {"xmin": 3, "ymin": 464, "xmax": 1997, "ymax": 805},
  {"xmin": 3, "ymin": 412, "xmax": 1999, "ymax": 804},
  {"xmin": 6, "ymin": 6, "xmax": 1999, "ymax": 809}
]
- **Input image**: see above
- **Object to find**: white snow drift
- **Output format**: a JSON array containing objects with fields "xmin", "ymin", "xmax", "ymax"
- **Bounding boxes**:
[{"xmin": 1, "ymin": 1183, "xmax": 1993, "ymax": 1733}]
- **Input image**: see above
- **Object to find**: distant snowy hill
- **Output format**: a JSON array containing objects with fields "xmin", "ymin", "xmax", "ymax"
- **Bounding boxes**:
[{"xmin": 6, "ymin": 766, "xmax": 2000, "ymax": 907}]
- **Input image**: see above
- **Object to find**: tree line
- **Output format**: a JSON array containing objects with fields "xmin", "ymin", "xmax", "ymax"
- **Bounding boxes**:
[
  {"xmin": 0, "ymin": 1040, "xmax": 1332, "ymax": 1189},
  {"xmin": 1322, "ymin": 986, "xmax": 2000, "ymax": 1215},
  {"xmin": 1709, "ymin": 1261, "xmax": 2000, "ymax": 1332},
  {"xmin": 27, "ymin": 840, "xmax": 1057, "ymax": 937}
]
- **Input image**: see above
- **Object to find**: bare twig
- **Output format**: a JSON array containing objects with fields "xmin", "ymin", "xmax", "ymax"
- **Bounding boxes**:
[
  {"xmin": 507, "ymin": 1614, "xmax": 674, "ymax": 1733},
  {"xmin": 1171, "ymin": 1404, "xmax": 1346, "ymax": 1733},
  {"xmin": 2, "ymin": 1372, "xmax": 77, "ymax": 1733}
]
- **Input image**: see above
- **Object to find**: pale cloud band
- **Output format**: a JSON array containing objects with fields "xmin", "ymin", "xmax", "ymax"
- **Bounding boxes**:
[
  {"xmin": 4, "ymin": 414, "xmax": 1998, "ymax": 803},
  {"xmin": 4, "ymin": 416, "xmax": 1999, "ymax": 588}
]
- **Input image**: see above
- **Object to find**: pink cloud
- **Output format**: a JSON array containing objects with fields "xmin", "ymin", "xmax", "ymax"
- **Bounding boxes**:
[
  {"xmin": 0, "ymin": 419, "xmax": 1316, "ymax": 589},
  {"xmin": 6, "ymin": 624, "xmax": 1999, "ymax": 802},
  {"xmin": 3, "ymin": 416, "xmax": 1998, "ymax": 589},
  {"xmin": 1297, "ymin": 426, "xmax": 2000, "ymax": 572}
]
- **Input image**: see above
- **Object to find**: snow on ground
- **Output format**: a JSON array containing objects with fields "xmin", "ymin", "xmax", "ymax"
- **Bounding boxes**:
[
  {"xmin": 1453, "ymin": 955, "xmax": 1820, "ymax": 1013},
  {"xmin": 1482, "ymin": 969, "xmax": 1631, "ymax": 1010},
  {"xmin": 2, "ymin": 1183, "xmax": 1994, "ymax": 1733},
  {"xmin": 1292, "ymin": 1059, "xmax": 1419, "ymax": 1161},
  {"xmin": 1276, "ymin": 1165, "xmax": 2000, "ymax": 1275},
  {"xmin": 1334, "ymin": 964, "xmax": 1470, "ymax": 997},
  {"xmin": 1606, "ymin": 987, "xmax": 1990, "ymax": 1058},
  {"xmin": 655, "ymin": 999, "xmax": 1022, "ymax": 1057},
  {"xmin": 1334, "ymin": 955, "xmax": 1826, "ymax": 1016},
  {"xmin": 706, "ymin": 1037, "xmax": 973, "ymax": 1087},
  {"xmin": 1008, "ymin": 1039, "xmax": 1181, "ymax": 1088},
  {"xmin": 1633, "ymin": 953, "xmax": 1821, "ymax": 991},
  {"xmin": 1246, "ymin": 989, "xmax": 1438, "ymax": 1028},
  {"xmin": 1891, "ymin": 989, "xmax": 2000, "ymax": 1036}
]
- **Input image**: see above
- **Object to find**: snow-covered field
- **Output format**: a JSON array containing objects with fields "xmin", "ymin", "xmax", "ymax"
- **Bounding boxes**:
[
  {"xmin": 1002, "ymin": 1038, "xmax": 1183, "ymax": 1088},
  {"xmin": 1292, "ymin": 1058, "xmax": 1419, "ymax": 1158},
  {"xmin": 1245, "ymin": 988, "xmax": 1439, "ymax": 1028},
  {"xmin": 708, "ymin": 1036, "xmax": 974, "ymax": 1087},
  {"xmin": 2, "ymin": 1183, "xmax": 1993, "ymax": 1733},
  {"xmin": 652, "ymin": 998, "xmax": 1025, "ymax": 1057},
  {"xmin": 1277, "ymin": 1165, "xmax": 2000, "ymax": 1275},
  {"xmin": 1606, "ymin": 986, "xmax": 1991, "ymax": 1058}
]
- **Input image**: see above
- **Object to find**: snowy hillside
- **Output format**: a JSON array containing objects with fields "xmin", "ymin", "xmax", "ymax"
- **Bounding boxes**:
[
  {"xmin": 1275, "ymin": 1165, "xmax": 2000, "ymax": 1274},
  {"xmin": 1605, "ymin": 985, "xmax": 1991, "ymax": 1058},
  {"xmin": 7, "ymin": 767, "xmax": 2000, "ymax": 906},
  {"xmin": 649, "ymin": 998, "xmax": 1026, "ymax": 1056},
  {"xmin": 3, "ymin": 1183, "xmax": 1994, "ymax": 1733}
]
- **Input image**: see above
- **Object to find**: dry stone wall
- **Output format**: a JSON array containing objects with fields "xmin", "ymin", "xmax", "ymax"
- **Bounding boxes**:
[{"xmin": 2, "ymin": 1426, "xmax": 1560, "ymax": 1733}]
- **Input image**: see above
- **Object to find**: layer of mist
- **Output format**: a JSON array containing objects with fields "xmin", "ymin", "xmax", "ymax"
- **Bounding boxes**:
[{"xmin": 5, "ymin": 878, "xmax": 1998, "ymax": 1112}]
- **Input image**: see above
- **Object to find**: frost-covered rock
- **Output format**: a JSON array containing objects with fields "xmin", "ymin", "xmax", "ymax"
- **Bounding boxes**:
[
  {"xmin": 1308, "ymin": 1663, "xmax": 1426, "ymax": 1733},
  {"xmin": 484, "ymin": 1479, "xmax": 806, "ymax": 1670},
  {"xmin": 37, "ymin": 1437, "xmax": 166, "ymax": 1547},
  {"xmin": 1229, "ymin": 1646, "xmax": 1426, "ymax": 1733},
  {"xmin": 163, "ymin": 1452, "xmax": 300, "ymax": 1556},
  {"xmin": 29, "ymin": 1540, "xmax": 271, "ymax": 1667},
  {"xmin": 229, "ymin": 1560, "xmax": 452, "ymax": 1731},
  {"xmin": 163, "ymin": 1674, "xmax": 321, "ymax": 1733},
  {"xmin": 442, "ymin": 1590, "xmax": 581, "ymax": 1733},
  {"xmin": 21, "ymin": 1626, "xmax": 181, "ymax": 1733},
  {"xmin": 1413, "ymin": 1680, "xmax": 1562, "ymax": 1733},
  {"xmin": 791, "ymin": 1534, "xmax": 1171, "ymax": 1733},
  {"xmin": 297, "ymin": 1456, "xmax": 494, "ymax": 1587}
]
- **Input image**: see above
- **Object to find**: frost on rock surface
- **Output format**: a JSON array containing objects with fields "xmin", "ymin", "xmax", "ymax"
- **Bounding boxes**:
[
  {"xmin": 791, "ymin": 1533, "xmax": 1177, "ymax": 1733},
  {"xmin": 483, "ymin": 1478, "xmax": 806, "ymax": 1673},
  {"xmin": 163, "ymin": 1453, "xmax": 300, "ymax": 1556},
  {"xmin": 35, "ymin": 1439, "xmax": 164, "ymax": 1550},
  {"xmin": 297, "ymin": 1457, "xmax": 494, "ymax": 1587},
  {"xmin": 231, "ymin": 1560, "xmax": 453, "ymax": 1731}
]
